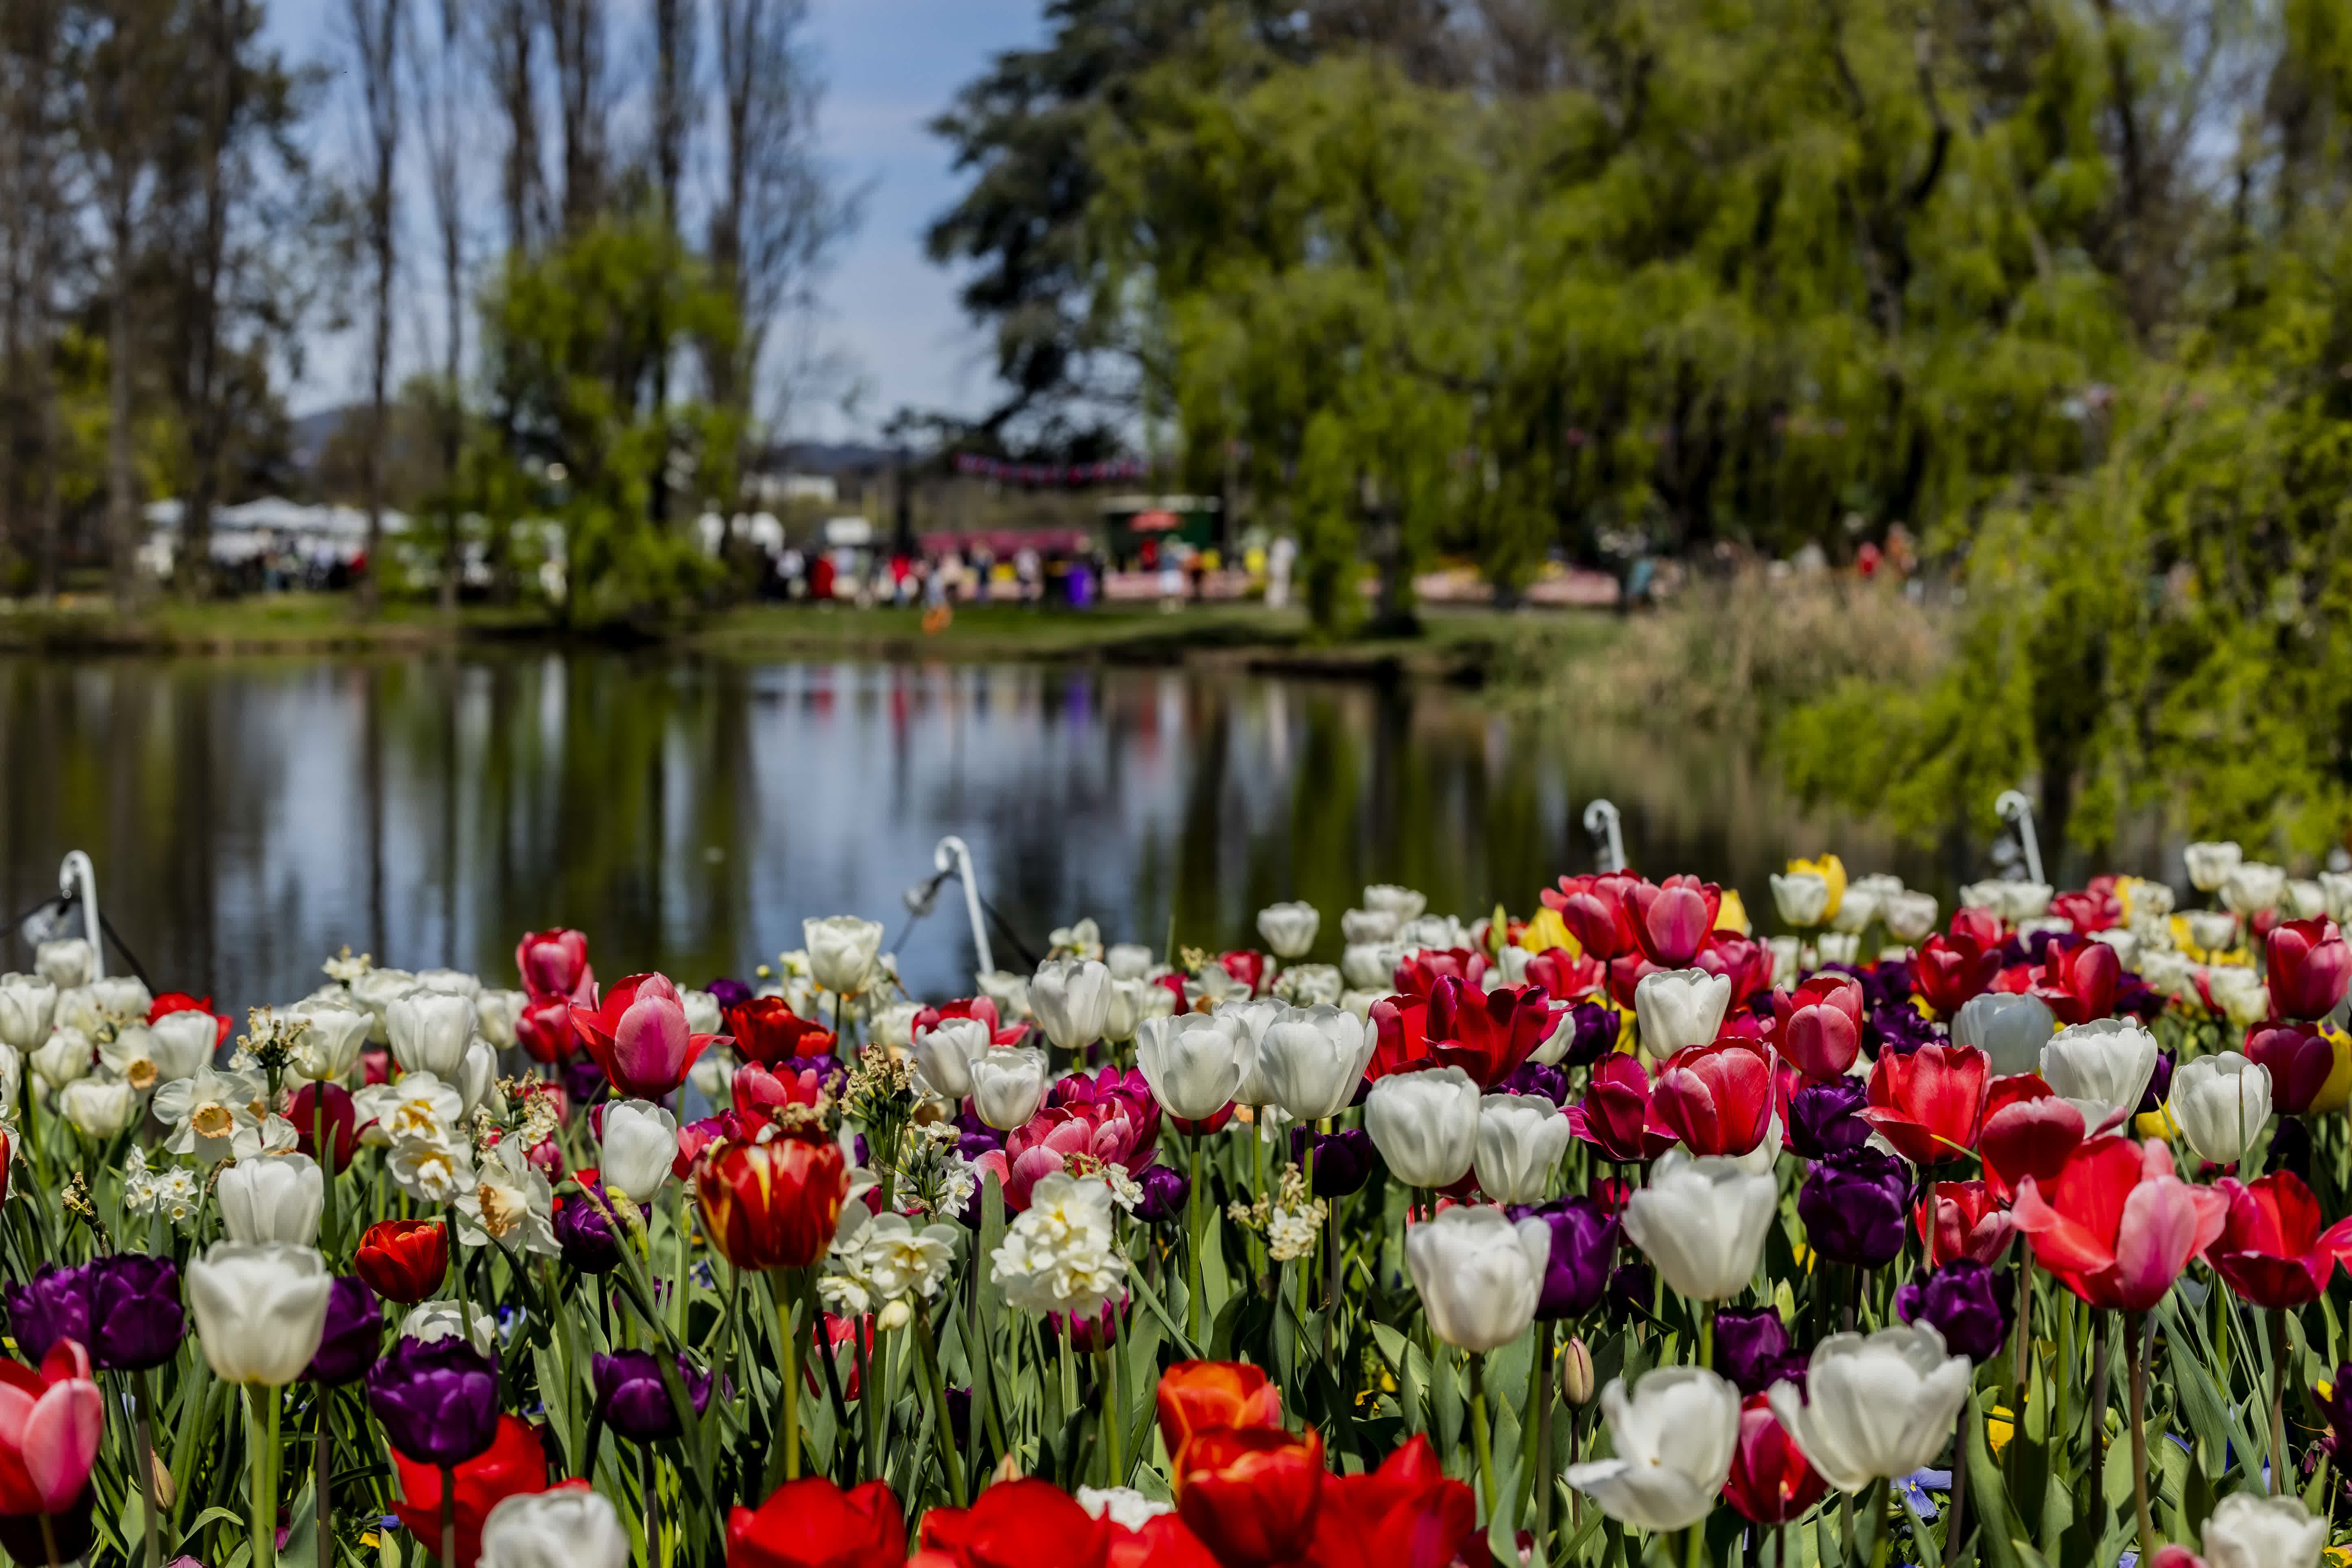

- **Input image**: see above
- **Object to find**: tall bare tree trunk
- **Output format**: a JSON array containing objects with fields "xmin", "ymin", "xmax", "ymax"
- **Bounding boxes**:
[
  {"xmin": 648, "ymin": 0, "xmax": 693, "ymax": 526},
  {"xmin": 181, "ymin": 0, "xmax": 247, "ymax": 602},
  {"xmin": 105, "ymin": 165, "xmax": 141, "ymax": 607},
  {"xmin": 544, "ymin": 0, "xmax": 604, "ymax": 235},
  {"xmin": 485, "ymin": 0, "xmax": 542, "ymax": 256},
  {"xmin": 419, "ymin": 0, "xmax": 466, "ymax": 613},
  {"xmin": 348, "ymin": 0, "xmax": 404, "ymax": 615}
]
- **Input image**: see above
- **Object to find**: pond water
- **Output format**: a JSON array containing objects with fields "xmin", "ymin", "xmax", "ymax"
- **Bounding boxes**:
[{"xmin": 0, "ymin": 652, "xmax": 1952, "ymax": 1010}]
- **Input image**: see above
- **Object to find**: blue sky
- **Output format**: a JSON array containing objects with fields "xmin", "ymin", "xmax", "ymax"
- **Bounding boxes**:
[{"xmin": 270, "ymin": 0, "xmax": 1044, "ymax": 436}]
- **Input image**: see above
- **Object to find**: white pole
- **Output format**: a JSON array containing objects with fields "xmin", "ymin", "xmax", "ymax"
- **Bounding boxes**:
[
  {"xmin": 1994, "ymin": 790, "xmax": 2045, "ymax": 885},
  {"xmin": 934, "ymin": 835, "xmax": 994, "ymax": 978},
  {"xmin": 1581, "ymin": 800, "xmax": 1627, "ymax": 875},
  {"xmin": 58, "ymin": 850, "xmax": 102, "ymax": 980}
]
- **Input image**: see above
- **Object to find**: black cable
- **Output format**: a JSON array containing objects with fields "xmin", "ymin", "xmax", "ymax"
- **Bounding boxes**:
[
  {"xmin": 975, "ymin": 894, "xmax": 1040, "ymax": 972},
  {"xmin": 98, "ymin": 911, "xmax": 152, "ymax": 990},
  {"xmin": 2, "ymin": 894, "xmax": 67, "ymax": 942}
]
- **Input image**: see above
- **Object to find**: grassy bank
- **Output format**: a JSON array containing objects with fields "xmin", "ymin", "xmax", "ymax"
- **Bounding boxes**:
[{"xmin": 0, "ymin": 592, "xmax": 1623, "ymax": 683}]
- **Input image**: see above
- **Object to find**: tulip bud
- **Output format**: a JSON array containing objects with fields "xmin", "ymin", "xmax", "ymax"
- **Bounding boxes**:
[{"xmin": 1559, "ymin": 1335, "xmax": 1595, "ymax": 1406}]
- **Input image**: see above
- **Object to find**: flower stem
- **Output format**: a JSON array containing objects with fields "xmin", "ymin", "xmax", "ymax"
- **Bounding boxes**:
[
  {"xmin": 1099, "ymin": 1347, "xmax": 1123, "ymax": 1488},
  {"xmin": 247, "ymin": 1384, "xmax": 278, "ymax": 1568},
  {"xmin": 2126, "ymin": 1311, "xmax": 2153, "ymax": 1561},
  {"xmin": 37, "ymin": 1511, "xmax": 58, "ymax": 1568},
  {"xmin": 437, "ymin": 1463, "xmax": 456, "ymax": 1568},
  {"xmin": 1186, "ymin": 1135, "xmax": 1205, "ymax": 1345},
  {"xmin": 1468, "ymin": 1351, "xmax": 1495, "ymax": 1518},
  {"xmin": 914, "ymin": 1305, "xmax": 968, "ymax": 1506},
  {"xmin": 444, "ymin": 1203, "xmax": 473, "ymax": 1340},
  {"xmin": 2271, "ymin": 1305, "xmax": 2291, "ymax": 1494},
  {"xmin": 772, "ymin": 1268, "xmax": 802, "ymax": 1485},
  {"xmin": 136, "ymin": 1372, "xmax": 162, "ymax": 1568}
]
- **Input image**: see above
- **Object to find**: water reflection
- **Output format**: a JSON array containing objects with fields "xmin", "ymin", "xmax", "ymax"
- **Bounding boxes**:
[{"xmin": 0, "ymin": 654, "xmax": 1945, "ymax": 1010}]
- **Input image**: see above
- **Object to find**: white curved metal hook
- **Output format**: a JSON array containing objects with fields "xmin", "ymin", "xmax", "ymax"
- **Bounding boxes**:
[
  {"xmin": 57, "ymin": 850, "xmax": 102, "ymax": 981},
  {"xmin": 1582, "ymin": 800, "xmax": 1627, "ymax": 875},
  {"xmin": 933, "ymin": 835, "xmax": 994, "ymax": 979},
  {"xmin": 1994, "ymin": 789, "xmax": 2044, "ymax": 886}
]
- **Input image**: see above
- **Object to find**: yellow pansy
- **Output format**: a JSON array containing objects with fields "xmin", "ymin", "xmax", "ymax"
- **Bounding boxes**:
[
  {"xmin": 2310, "ymin": 1025, "xmax": 2352, "ymax": 1114},
  {"xmin": 1716, "ymin": 887, "xmax": 1752, "ymax": 937},
  {"xmin": 1787, "ymin": 855, "xmax": 1848, "ymax": 921},
  {"xmin": 1521, "ymin": 906, "xmax": 1577, "ymax": 957},
  {"xmin": 2136, "ymin": 1105, "xmax": 2180, "ymax": 1140},
  {"xmin": 1987, "ymin": 1405, "xmax": 2016, "ymax": 1457}
]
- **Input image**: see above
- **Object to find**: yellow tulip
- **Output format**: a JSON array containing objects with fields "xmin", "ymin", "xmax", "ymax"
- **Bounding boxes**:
[
  {"xmin": 2136, "ymin": 1105, "xmax": 2180, "ymax": 1140},
  {"xmin": 1520, "ymin": 907, "xmax": 1577, "ymax": 958},
  {"xmin": 1787, "ymin": 855, "xmax": 1848, "ymax": 921},
  {"xmin": 1716, "ymin": 887, "xmax": 1753, "ymax": 937},
  {"xmin": 2310, "ymin": 1026, "xmax": 2352, "ymax": 1114}
]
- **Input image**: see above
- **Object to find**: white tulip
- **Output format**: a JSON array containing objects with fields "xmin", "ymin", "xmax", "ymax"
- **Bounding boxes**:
[
  {"xmin": 0, "ymin": 1045, "xmax": 22, "ymax": 1118},
  {"xmin": 1364, "ymin": 1066, "xmax": 1480, "ymax": 1189},
  {"xmin": 2040, "ymin": 1018, "xmax": 2160, "ymax": 1127},
  {"xmin": 1403, "ymin": 1204, "xmax": 1549, "ymax": 1351},
  {"xmin": 386, "ymin": 990, "xmax": 476, "ymax": 1079},
  {"xmin": 2169, "ymin": 1053, "xmax": 2272, "ymax": 1167},
  {"xmin": 1105, "ymin": 943, "xmax": 1156, "ymax": 981},
  {"xmin": 600, "ymin": 1100, "xmax": 680, "ymax": 1204},
  {"xmin": 1633, "ymin": 968, "xmax": 1731, "ymax": 1057},
  {"xmin": 1769, "ymin": 873, "xmax": 1831, "ymax": 929},
  {"xmin": 688, "ymin": 1046, "xmax": 737, "ymax": 1101},
  {"xmin": 2287, "ymin": 878, "xmax": 2328, "ymax": 920},
  {"xmin": 1256, "ymin": 901, "xmax": 1321, "ymax": 959},
  {"xmin": 2200, "ymin": 1491, "xmax": 2326, "ymax": 1568},
  {"xmin": 1769, "ymin": 1324, "xmax": 1971, "ymax": 1493},
  {"xmin": 30, "ymin": 1029, "xmax": 91, "ymax": 1092},
  {"xmin": 1475, "ymin": 1093, "xmax": 1571, "ymax": 1203},
  {"xmin": 1564, "ymin": 1368, "xmax": 1741, "ymax": 1531},
  {"xmin": 2205, "ymin": 963, "xmax": 2270, "ymax": 1027},
  {"xmin": 348, "ymin": 967, "xmax": 416, "ymax": 1027},
  {"xmin": 1030, "ymin": 959, "xmax": 1112, "ymax": 1052},
  {"xmin": 479, "ymin": 1488, "xmax": 631, "ymax": 1568},
  {"xmin": 1767, "ymin": 936, "xmax": 1801, "ymax": 989},
  {"xmin": 974, "ymin": 969, "xmax": 1031, "ymax": 1020},
  {"xmin": 868, "ymin": 1000, "xmax": 919, "ymax": 1053},
  {"xmin": 1101, "ymin": 978, "xmax": 1153, "ymax": 1044},
  {"xmin": 2322, "ymin": 871, "xmax": 2352, "ymax": 926},
  {"xmin": 1340, "ymin": 908, "xmax": 1400, "ymax": 944},
  {"xmin": 455, "ymin": 1040, "xmax": 501, "ymax": 1120},
  {"xmin": 1957, "ymin": 881, "xmax": 2006, "ymax": 918},
  {"xmin": 2221, "ymin": 861, "xmax": 2287, "ymax": 916},
  {"xmin": 2184, "ymin": 909, "xmax": 2241, "ymax": 954},
  {"xmin": 35, "ymin": 939, "xmax": 92, "ymax": 988},
  {"xmin": 0, "ymin": 976, "xmax": 57, "ymax": 1052},
  {"xmin": 970, "ymin": 1047, "xmax": 1049, "ymax": 1131},
  {"xmin": 285, "ymin": 1003, "xmax": 370, "ymax": 1084},
  {"xmin": 2136, "ymin": 948, "xmax": 2196, "ymax": 1001},
  {"xmin": 150, "ymin": 1010, "xmax": 221, "ymax": 1079},
  {"xmin": 1223, "ymin": 998, "xmax": 1288, "ymax": 1107},
  {"xmin": 2184, "ymin": 840, "xmax": 2243, "ymax": 893},
  {"xmin": 804, "ymin": 916, "xmax": 885, "ymax": 995},
  {"xmin": 1950, "ymin": 992, "xmax": 2056, "ymax": 1078},
  {"xmin": 2003, "ymin": 883, "xmax": 2056, "ymax": 921},
  {"xmin": 218, "ymin": 1154, "xmax": 325, "ymax": 1246},
  {"xmin": 1254, "ymin": 1006, "xmax": 1375, "ymax": 1122},
  {"xmin": 1362, "ymin": 884, "xmax": 1427, "ymax": 921},
  {"xmin": 1621, "ymin": 1148, "xmax": 1778, "ymax": 1301},
  {"xmin": 912, "ymin": 1018, "xmax": 991, "ymax": 1100},
  {"xmin": 401, "ymin": 1299, "xmax": 499, "ymax": 1355},
  {"xmin": 1134, "ymin": 1013, "xmax": 1250, "ymax": 1122},
  {"xmin": 59, "ymin": 1075, "xmax": 136, "ymax": 1139},
  {"xmin": 1340, "ymin": 942, "xmax": 1405, "ymax": 991},
  {"xmin": 413, "ymin": 968, "xmax": 482, "ymax": 1000},
  {"xmin": 1881, "ymin": 891, "xmax": 1940, "ymax": 944},
  {"xmin": 1829, "ymin": 885, "xmax": 1881, "ymax": 935},
  {"xmin": 1340, "ymin": 989, "xmax": 1384, "ymax": 1020},
  {"xmin": 474, "ymin": 989, "xmax": 527, "ymax": 1048},
  {"xmin": 1815, "ymin": 931, "xmax": 1862, "ymax": 966},
  {"xmin": 1075, "ymin": 1487, "xmax": 1173, "ymax": 1531},
  {"xmin": 1399, "ymin": 914, "xmax": 1472, "ymax": 951},
  {"xmin": 187, "ymin": 1242, "xmax": 333, "ymax": 1385},
  {"xmin": 2089, "ymin": 927, "xmax": 2139, "ymax": 967}
]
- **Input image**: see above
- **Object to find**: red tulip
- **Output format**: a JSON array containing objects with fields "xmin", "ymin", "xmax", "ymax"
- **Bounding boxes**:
[
  {"xmin": 389, "ymin": 1416, "xmax": 548, "ymax": 1568},
  {"xmin": 2032, "ymin": 940, "xmax": 2119, "ymax": 1026},
  {"xmin": 1300, "ymin": 1435, "xmax": 1480, "ymax": 1568},
  {"xmin": 695, "ymin": 1136, "xmax": 848, "ymax": 1272},
  {"xmin": 729, "ymin": 997, "xmax": 837, "ymax": 1065},
  {"xmin": 1696, "ymin": 934, "xmax": 1775, "ymax": 1005},
  {"xmin": 1393, "ymin": 949, "xmax": 1486, "ymax": 1001},
  {"xmin": 2206, "ymin": 1171, "xmax": 2352, "ymax": 1309},
  {"xmin": 1915, "ymin": 1180, "xmax": 2015, "ymax": 1267},
  {"xmin": 2267, "ymin": 918, "xmax": 2352, "ymax": 1022},
  {"xmin": 515, "ymin": 927, "xmax": 595, "ymax": 1003},
  {"xmin": 1914, "ymin": 933, "xmax": 2001, "ymax": 1015},
  {"xmin": 2012, "ymin": 1136, "xmax": 2228, "ymax": 1311},
  {"xmin": 1861, "ymin": 1042, "xmax": 1989, "ymax": 1164},
  {"xmin": 1177, "ymin": 1425, "xmax": 1325, "ymax": 1567},
  {"xmin": 916, "ymin": 1478, "xmax": 1112, "ymax": 1568},
  {"xmin": 1366, "ymin": 997, "xmax": 1435, "ymax": 1082},
  {"xmin": 571, "ymin": 972, "xmax": 725, "ymax": 1099},
  {"xmin": 1979, "ymin": 1077, "xmax": 2086, "ymax": 1203},
  {"xmin": 514, "ymin": 994, "xmax": 577, "ymax": 1063},
  {"xmin": 1156, "ymin": 1360, "xmax": 1284, "ymax": 1468},
  {"xmin": 1543, "ymin": 874, "xmax": 1643, "ymax": 961},
  {"xmin": 146, "ymin": 992, "xmax": 232, "ymax": 1048},
  {"xmin": 2245, "ymin": 1021, "xmax": 2336, "ymax": 1115},
  {"xmin": 1106, "ymin": 1514, "xmax": 1222, "ymax": 1568},
  {"xmin": 911, "ymin": 997, "xmax": 1026, "ymax": 1046},
  {"xmin": 1524, "ymin": 947, "xmax": 1604, "ymax": 1003},
  {"xmin": 1425, "ymin": 976, "xmax": 1552, "ymax": 1086},
  {"xmin": 1219, "ymin": 950, "xmax": 1268, "ymax": 996},
  {"xmin": 1650, "ymin": 1040, "xmax": 1775, "ymax": 1157},
  {"xmin": 727, "ymin": 1478, "xmax": 905, "ymax": 1568},
  {"xmin": 1772, "ymin": 975, "xmax": 1865, "ymax": 1081},
  {"xmin": 1566, "ymin": 1053, "xmax": 1678, "ymax": 1163},
  {"xmin": 1628, "ymin": 876, "xmax": 1722, "ymax": 967},
  {"xmin": 290, "ymin": 1081, "xmax": 360, "ymax": 1168},
  {"xmin": 1605, "ymin": 954, "xmax": 1661, "ymax": 1010},
  {"xmin": 0, "ymin": 1340, "xmax": 102, "ymax": 1518},
  {"xmin": 355, "ymin": 1218, "xmax": 451, "ymax": 1305},
  {"xmin": 732, "ymin": 1061, "xmax": 831, "ymax": 1126},
  {"xmin": 1949, "ymin": 906, "xmax": 2004, "ymax": 950},
  {"xmin": 2050, "ymin": 890, "xmax": 2120, "ymax": 934},
  {"xmin": 1722, "ymin": 1394, "xmax": 1828, "ymax": 1526}
]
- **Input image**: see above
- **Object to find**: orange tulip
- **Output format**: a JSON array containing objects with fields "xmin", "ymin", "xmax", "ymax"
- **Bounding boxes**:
[
  {"xmin": 1177, "ymin": 1426, "xmax": 1325, "ymax": 1568},
  {"xmin": 695, "ymin": 1136, "xmax": 848, "ymax": 1272},
  {"xmin": 1154, "ymin": 1360, "xmax": 1283, "ymax": 1468}
]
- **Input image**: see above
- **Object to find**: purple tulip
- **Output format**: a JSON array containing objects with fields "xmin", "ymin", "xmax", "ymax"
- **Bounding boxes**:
[
  {"xmin": 1494, "ymin": 1060, "xmax": 1571, "ymax": 1106},
  {"xmin": 561, "ymin": 1056, "xmax": 609, "ymax": 1108},
  {"xmin": 1787, "ymin": 1079, "xmax": 1873, "ymax": 1160},
  {"xmin": 1288, "ymin": 1127, "xmax": 1376, "ymax": 1197},
  {"xmin": 1797, "ymin": 1146, "xmax": 1911, "ymax": 1268},
  {"xmin": 1712, "ymin": 1307, "xmax": 1810, "ymax": 1396},
  {"xmin": 1558, "ymin": 1000, "xmax": 1619, "ymax": 1069},
  {"xmin": 1896, "ymin": 1259, "xmax": 2010, "ymax": 1362},
  {"xmin": 2274, "ymin": 1113, "xmax": 2315, "ymax": 1183},
  {"xmin": 4, "ymin": 1265, "xmax": 90, "ymax": 1366},
  {"xmin": 1132, "ymin": 1164, "xmax": 1189, "ymax": 1223},
  {"xmin": 1605, "ymin": 1259, "xmax": 1653, "ymax": 1324},
  {"xmin": 2319, "ymin": 1364, "xmax": 2352, "ymax": 1464},
  {"xmin": 86, "ymin": 1254, "xmax": 186, "ymax": 1372},
  {"xmin": 704, "ymin": 977, "xmax": 755, "ymax": 1011},
  {"xmin": 592, "ymin": 1350, "xmax": 714, "ymax": 1444},
  {"xmin": 307, "ymin": 1277, "xmax": 384, "ymax": 1385},
  {"xmin": 1508, "ymin": 1197, "xmax": 1619, "ymax": 1321},
  {"xmin": 1867, "ymin": 1003, "xmax": 1944, "ymax": 1058},
  {"xmin": 555, "ymin": 1190, "xmax": 624, "ymax": 1274},
  {"xmin": 367, "ymin": 1335, "xmax": 500, "ymax": 1466},
  {"xmin": 2134, "ymin": 1049, "xmax": 2176, "ymax": 1117}
]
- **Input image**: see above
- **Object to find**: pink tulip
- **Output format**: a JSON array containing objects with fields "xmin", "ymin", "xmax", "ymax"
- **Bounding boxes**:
[
  {"xmin": 0, "ymin": 1339, "xmax": 102, "ymax": 1516},
  {"xmin": 570, "ymin": 972, "xmax": 725, "ymax": 1100},
  {"xmin": 2011, "ymin": 1135, "xmax": 2229, "ymax": 1312},
  {"xmin": 516, "ymin": 927, "xmax": 596, "ymax": 1004}
]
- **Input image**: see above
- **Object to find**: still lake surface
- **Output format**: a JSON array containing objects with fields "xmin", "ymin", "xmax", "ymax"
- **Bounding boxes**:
[{"xmin": 0, "ymin": 652, "xmax": 1947, "ymax": 1010}]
